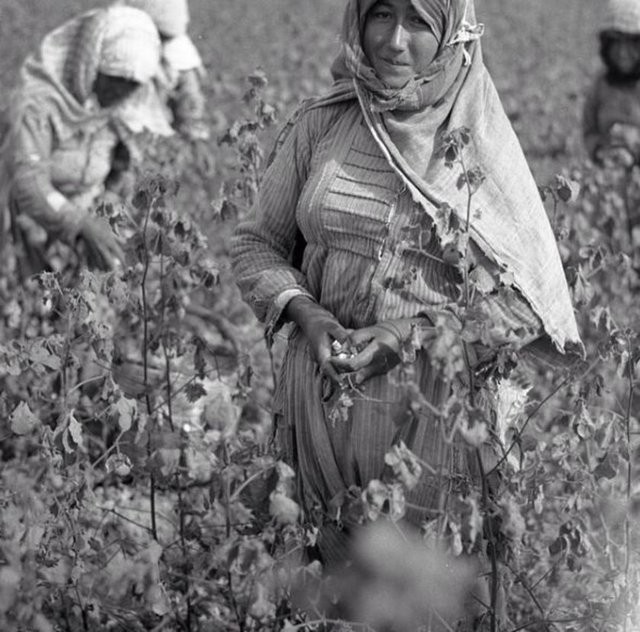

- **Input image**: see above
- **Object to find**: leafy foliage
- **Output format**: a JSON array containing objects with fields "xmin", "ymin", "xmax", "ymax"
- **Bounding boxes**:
[{"xmin": 1, "ymin": 1, "xmax": 640, "ymax": 631}]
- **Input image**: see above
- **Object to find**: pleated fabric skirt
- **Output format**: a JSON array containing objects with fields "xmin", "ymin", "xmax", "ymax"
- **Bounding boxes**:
[{"xmin": 275, "ymin": 329, "xmax": 473, "ymax": 566}]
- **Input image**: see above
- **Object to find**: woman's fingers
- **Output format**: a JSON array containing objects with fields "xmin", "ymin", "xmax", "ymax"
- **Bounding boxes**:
[
  {"xmin": 347, "ymin": 327, "xmax": 376, "ymax": 347},
  {"xmin": 320, "ymin": 357, "xmax": 344, "ymax": 384},
  {"xmin": 314, "ymin": 332, "xmax": 347, "ymax": 384},
  {"xmin": 332, "ymin": 342, "xmax": 378, "ymax": 372},
  {"xmin": 328, "ymin": 323, "xmax": 352, "ymax": 343}
]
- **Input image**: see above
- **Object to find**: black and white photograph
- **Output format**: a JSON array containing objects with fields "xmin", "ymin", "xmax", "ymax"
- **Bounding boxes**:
[{"xmin": 0, "ymin": 1, "xmax": 637, "ymax": 630}]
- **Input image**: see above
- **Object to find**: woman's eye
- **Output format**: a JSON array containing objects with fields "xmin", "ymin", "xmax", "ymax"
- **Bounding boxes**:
[
  {"xmin": 409, "ymin": 14, "xmax": 429, "ymax": 28},
  {"xmin": 370, "ymin": 9, "xmax": 392, "ymax": 20}
]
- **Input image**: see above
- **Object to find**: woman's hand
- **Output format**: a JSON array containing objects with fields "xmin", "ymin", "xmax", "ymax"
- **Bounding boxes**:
[
  {"xmin": 76, "ymin": 215, "xmax": 124, "ymax": 271},
  {"xmin": 285, "ymin": 296, "xmax": 350, "ymax": 382},
  {"xmin": 58, "ymin": 197, "xmax": 123, "ymax": 270},
  {"xmin": 332, "ymin": 318, "xmax": 433, "ymax": 385}
]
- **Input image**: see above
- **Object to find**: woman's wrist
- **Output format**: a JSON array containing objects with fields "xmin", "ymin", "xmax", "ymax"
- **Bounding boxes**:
[{"xmin": 284, "ymin": 294, "xmax": 318, "ymax": 327}]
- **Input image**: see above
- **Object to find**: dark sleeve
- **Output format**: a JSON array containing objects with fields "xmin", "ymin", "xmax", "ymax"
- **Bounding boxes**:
[{"xmin": 583, "ymin": 80, "xmax": 602, "ymax": 160}]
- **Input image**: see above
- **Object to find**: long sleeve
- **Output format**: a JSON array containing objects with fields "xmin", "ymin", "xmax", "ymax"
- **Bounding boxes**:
[
  {"xmin": 471, "ymin": 287, "xmax": 543, "ymax": 347},
  {"xmin": 10, "ymin": 107, "xmax": 81, "ymax": 234},
  {"xmin": 231, "ymin": 106, "xmax": 338, "ymax": 330}
]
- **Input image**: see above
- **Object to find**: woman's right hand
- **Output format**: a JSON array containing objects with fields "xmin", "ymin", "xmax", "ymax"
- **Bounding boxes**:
[
  {"xmin": 77, "ymin": 215, "xmax": 124, "ymax": 270},
  {"xmin": 59, "ymin": 199, "xmax": 123, "ymax": 270},
  {"xmin": 285, "ymin": 295, "xmax": 350, "ymax": 382}
]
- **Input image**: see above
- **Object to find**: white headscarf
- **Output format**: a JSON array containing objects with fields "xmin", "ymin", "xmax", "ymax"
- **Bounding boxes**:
[
  {"xmin": 603, "ymin": 0, "xmax": 640, "ymax": 34},
  {"xmin": 119, "ymin": 0, "xmax": 190, "ymax": 37},
  {"xmin": 99, "ymin": 6, "xmax": 162, "ymax": 83}
]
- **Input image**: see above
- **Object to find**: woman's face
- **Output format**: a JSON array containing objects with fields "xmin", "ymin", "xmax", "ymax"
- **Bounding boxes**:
[
  {"xmin": 93, "ymin": 73, "xmax": 141, "ymax": 108},
  {"xmin": 363, "ymin": 0, "xmax": 440, "ymax": 89},
  {"xmin": 605, "ymin": 34, "xmax": 640, "ymax": 78}
]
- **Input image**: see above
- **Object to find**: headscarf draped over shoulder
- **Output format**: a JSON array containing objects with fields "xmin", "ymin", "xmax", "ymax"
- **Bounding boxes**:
[{"xmin": 277, "ymin": 0, "xmax": 580, "ymax": 353}]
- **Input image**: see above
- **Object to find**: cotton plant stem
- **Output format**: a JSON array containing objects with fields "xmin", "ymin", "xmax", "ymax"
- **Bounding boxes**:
[
  {"xmin": 623, "ymin": 335, "xmax": 634, "ymax": 632},
  {"xmin": 458, "ymin": 148, "xmax": 474, "ymax": 311},
  {"xmin": 459, "ymin": 142, "xmax": 498, "ymax": 629},
  {"xmin": 504, "ymin": 560, "xmax": 555, "ymax": 631},
  {"xmin": 140, "ymin": 199, "xmax": 159, "ymax": 542},
  {"xmin": 475, "ymin": 448, "xmax": 498, "ymax": 632},
  {"xmin": 159, "ymin": 247, "xmax": 193, "ymax": 631}
]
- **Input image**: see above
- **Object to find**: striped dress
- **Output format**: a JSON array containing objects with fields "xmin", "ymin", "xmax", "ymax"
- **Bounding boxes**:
[{"xmin": 232, "ymin": 101, "xmax": 541, "ymax": 564}]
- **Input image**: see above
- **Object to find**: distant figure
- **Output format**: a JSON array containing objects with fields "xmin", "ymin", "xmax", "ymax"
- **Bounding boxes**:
[
  {"xmin": 0, "ymin": 7, "xmax": 162, "ymax": 273},
  {"xmin": 116, "ymin": 0, "xmax": 210, "ymax": 140},
  {"xmin": 583, "ymin": 0, "xmax": 640, "ymax": 167}
]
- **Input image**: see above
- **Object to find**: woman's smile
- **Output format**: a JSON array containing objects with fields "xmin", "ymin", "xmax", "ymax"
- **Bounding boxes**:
[{"xmin": 381, "ymin": 57, "xmax": 411, "ymax": 67}]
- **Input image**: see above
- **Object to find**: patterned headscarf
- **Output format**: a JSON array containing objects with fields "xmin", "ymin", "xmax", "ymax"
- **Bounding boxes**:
[
  {"xmin": 29, "ymin": 6, "xmax": 161, "ymax": 104},
  {"xmin": 332, "ymin": 0, "xmax": 481, "ymax": 111},
  {"xmin": 1, "ymin": 7, "xmax": 163, "ymax": 179},
  {"xmin": 603, "ymin": 0, "xmax": 640, "ymax": 35},
  {"xmin": 280, "ymin": 0, "xmax": 581, "ymax": 351}
]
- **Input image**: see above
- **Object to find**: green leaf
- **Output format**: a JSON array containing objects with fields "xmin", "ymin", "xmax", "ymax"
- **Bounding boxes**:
[
  {"xmin": 115, "ymin": 396, "xmax": 137, "ymax": 432},
  {"xmin": 554, "ymin": 175, "xmax": 580, "ymax": 203},
  {"xmin": 106, "ymin": 453, "xmax": 132, "ymax": 477},
  {"xmin": 593, "ymin": 453, "xmax": 618, "ymax": 481},
  {"xmin": 28, "ymin": 340, "xmax": 61, "ymax": 371},
  {"xmin": 384, "ymin": 442, "xmax": 423, "ymax": 490},
  {"xmin": 145, "ymin": 584, "xmax": 170, "ymax": 617},
  {"xmin": 10, "ymin": 402, "xmax": 40, "ymax": 435},
  {"xmin": 469, "ymin": 265, "xmax": 498, "ymax": 294},
  {"xmin": 61, "ymin": 410, "xmax": 85, "ymax": 453}
]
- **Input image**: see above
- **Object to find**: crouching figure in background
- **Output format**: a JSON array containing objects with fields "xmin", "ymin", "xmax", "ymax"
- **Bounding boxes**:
[
  {"xmin": 583, "ymin": 0, "xmax": 640, "ymax": 167},
  {"xmin": 116, "ymin": 0, "xmax": 210, "ymax": 141},
  {"xmin": 0, "ymin": 6, "xmax": 163, "ymax": 274}
]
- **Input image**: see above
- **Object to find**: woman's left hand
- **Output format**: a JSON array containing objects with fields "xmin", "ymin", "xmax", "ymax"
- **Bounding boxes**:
[{"xmin": 331, "ymin": 319, "xmax": 429, "ymax": 385}]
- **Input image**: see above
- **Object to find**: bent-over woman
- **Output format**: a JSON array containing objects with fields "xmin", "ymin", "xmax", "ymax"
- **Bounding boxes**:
[
  {"xmin": 232, "ymin": 0, "xmax": 581, "ymax": 626},
  {"xmin": 0, "ymin": 6, "xmax": 162, "ymax": 273},
  {"xmin": 116, "ymin": 0, "xmax": 210, "ymax": 140}
]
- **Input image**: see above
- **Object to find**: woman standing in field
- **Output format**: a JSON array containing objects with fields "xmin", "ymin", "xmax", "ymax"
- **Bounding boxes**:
[
  {"xmin": 233, "ymin": 0, "xmax": 580, "ymax": 625},
  {"xmin": 0, "ymin": 6, "xmax": 162, "ymax": 273}
]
